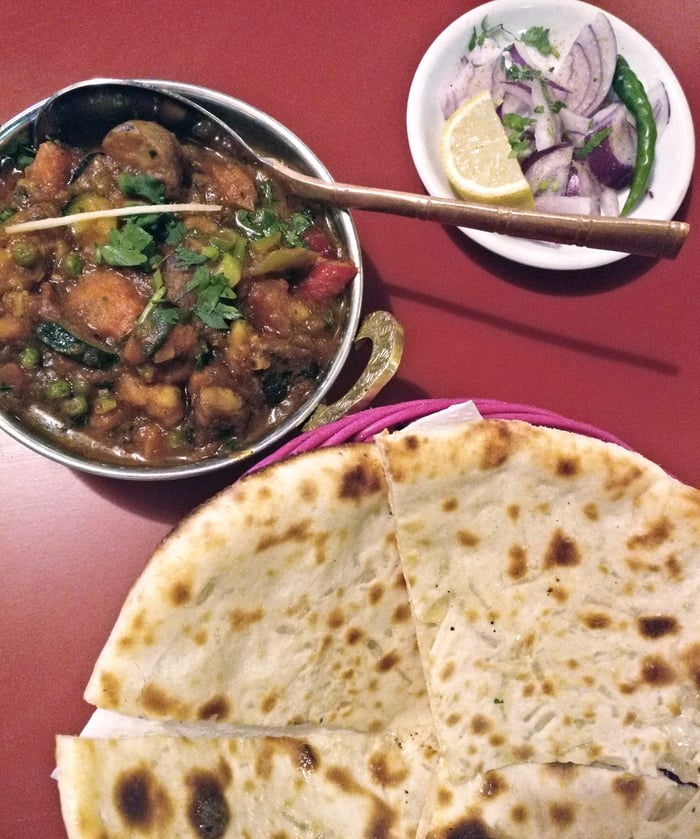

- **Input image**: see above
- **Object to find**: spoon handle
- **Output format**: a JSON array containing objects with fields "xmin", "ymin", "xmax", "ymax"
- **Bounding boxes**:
[{"xmin": 265, "ymin": 161, "xmax": 688, "ymax": 259}]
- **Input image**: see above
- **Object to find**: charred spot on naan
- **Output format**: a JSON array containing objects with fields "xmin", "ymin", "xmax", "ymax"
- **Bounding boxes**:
[
  {"xmin": 338, "ymin": 456, "xmax": 384, "ymax": 500},
  {"xmin": 141, "ymin": 682, "xmax": 192, "ymax": 718},
  {"xmin": 368, "ymin": 747, "xmax": 411, "ymax": 787},
  {"xmin": 681, "ymin": 642, "xmax": 700, "ymax": 689},
  {"xmin": 229, "ymin": 606, "xmax": 264, "ymax": 631},
  {"xmin": 197, "ymin": 695, "xmax": 231, "ymax": 721},
  {"xmin": 628, "ymin": 515, "xmax": 674, "ymax": 550},
  {"xmin": 325, "ymin": 765, "xmax": 396, "ymax": 837},
  {"xmin": 429, "ymin": 814, "xmax": 499, "ymax": 839},
  {"xmin": 185, "ymin": 769, "xmax": 231, "ymax": 839},
  {"xmin": 254, "ymin": 737, "xmax": 320, "ymax": 781},
  {"xmin": 95, "ymin": 670, "xmax": 121, "ymax": 708},
  {"xmin": 543, "ymin": 528, "xmax": 581, "ymax": 568},
  {"xmin": 612, "ymin": 773, "xmax": 645, "ymax": 808},
  {"xmin": 507, "ymin": 544, "xmax": 528, "ymax": 579},
  {"xmin": 115, "ymin": 763, "xmax": 174, "ymax": 831},
  {"xmin": 638, "ymin": 615, "xmax": 679, "ymax": 639},
  {"xmin": 478, "ymin": 419, "xmax": 517, "ymax": 470},
  {"xmin": 255, "ymin": 519, "xmax": 312, "ymax": 553},
  {"xmin": 604, "ymin": 461, "xmax": 645, "ymax": 500}
]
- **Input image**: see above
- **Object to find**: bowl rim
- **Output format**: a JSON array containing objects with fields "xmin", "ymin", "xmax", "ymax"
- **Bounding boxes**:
[{"xmin": 0, "ymin": 78, "xmax": 364, "ymax": 480}]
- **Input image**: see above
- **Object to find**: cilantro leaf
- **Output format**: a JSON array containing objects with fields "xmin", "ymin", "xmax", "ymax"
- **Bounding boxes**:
[
  {"xmin": 165, "ymin": 219, "xmax": 185, "ymax": 245},
  {"xmin": 281, "ymin": 211, "xmax": 314, "ymax": 247},
  {"xmin": 235, "ymin": 207, "xmax": 280, "ymax": 240},
  {"xmin": 96, "ymin": 221, "xmax": 154, "ymax": 267},
  {"xmin": 186, "ymin": 266, "xmax": 242, "ymax": 330},
  {"xmin": 469, "ymin": 16, "xmax": 507, "ymax": 50},
  {"xmin": 501, "ymin": 112, "xmax": 535, "ymax": 157},
  {"xmin": 521, "ymin": 26, "xmax": 559, "ymax": 58},
  {"xmin": 575, "ymin": 127, "xmax": 612, "ymax": 158},
  {"xmin": 175, "ymin": 247, "xmax": 208, "ymax": 267},
  {"xmin": 118, "ymin": 172, "xmax": 166, "ymax": 204},
  {"xmin": 136, "ymin": 269, "xmax": 181, "ymax": 331}
]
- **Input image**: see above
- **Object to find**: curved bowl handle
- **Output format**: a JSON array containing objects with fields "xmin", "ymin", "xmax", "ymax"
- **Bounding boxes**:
[{"xmin": 303, "ymin": 310, "xmax": 404, "ymax": 431}]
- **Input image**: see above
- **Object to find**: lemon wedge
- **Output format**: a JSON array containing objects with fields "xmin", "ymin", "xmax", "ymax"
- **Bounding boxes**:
[{"xmin": 440, "ymin": 90, "xmax": 535, "ymax": 208}]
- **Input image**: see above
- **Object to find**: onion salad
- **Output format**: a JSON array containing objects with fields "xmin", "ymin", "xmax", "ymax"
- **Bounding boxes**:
[{"xmin": 440, "ymin": 12, "xmax": 669, "ymax": 216}]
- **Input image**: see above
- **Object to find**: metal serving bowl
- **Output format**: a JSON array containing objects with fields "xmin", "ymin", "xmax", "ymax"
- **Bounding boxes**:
[{"xmin": 0, "ymin": 79, "xmax": 402, "ymax": 480}]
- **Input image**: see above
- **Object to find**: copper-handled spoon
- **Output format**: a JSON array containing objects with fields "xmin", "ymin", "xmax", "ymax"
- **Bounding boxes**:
[{"xmin": 31, "ymin": 78, "xmax": 688, "ymax": 259}]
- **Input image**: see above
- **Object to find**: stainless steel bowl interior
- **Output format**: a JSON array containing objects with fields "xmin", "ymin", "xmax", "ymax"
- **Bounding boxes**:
[{"xmin": 0, "ymin": 79, "xmax": 363, "ymax": 480}]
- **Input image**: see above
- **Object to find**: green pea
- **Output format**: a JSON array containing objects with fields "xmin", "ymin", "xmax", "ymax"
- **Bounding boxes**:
[
  {"xmin": 11, "ymin": 240, "xmax": 39, "ymax": 268},
  {"xmin": 61, "ymin": 395, "xmax": 88, "ymax": 418},
  {"xmin": 62, "ymin": 254, "xmax": 83, "ymax": 276},
  {"xmin": 45, "ymin": 379, "xmax": 71, "ymax": 400},
  {"xmin": 19, "ymin": 346, "xmax": 41, "ymax": 369}
]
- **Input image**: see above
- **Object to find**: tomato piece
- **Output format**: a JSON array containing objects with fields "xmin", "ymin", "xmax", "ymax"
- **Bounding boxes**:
[
  {"xmin": 302, "ymin": 227, "xmax": 336, "ymax": 258},
  {"xmin": 295, "ymin": 259, "xmax": 357, "ymax": 303}
]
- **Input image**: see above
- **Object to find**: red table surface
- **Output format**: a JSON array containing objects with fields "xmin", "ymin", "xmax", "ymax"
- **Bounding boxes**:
[{"xmin": 1, "ymin": 1, "xmax": 698, "ymax": 835}]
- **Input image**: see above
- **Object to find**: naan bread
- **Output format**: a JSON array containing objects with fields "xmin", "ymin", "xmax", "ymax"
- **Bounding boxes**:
[
  {"xmin": 84, "ymin": 444, "xmax": 430, "ymax": 734},
  {"xmin": 423, "ymin": 758, "xmax": 700, "ymax": 839},
  {"xmin": 56, "ymin": 728, "xmax": 436, "ymax": 839},
  {"xmin": 377, "ymin": 419, "xmax": 700, "ymax": 788},
  {"xmin": 60, "ymin": 416, "xmax": 700, "ymax": 838}
]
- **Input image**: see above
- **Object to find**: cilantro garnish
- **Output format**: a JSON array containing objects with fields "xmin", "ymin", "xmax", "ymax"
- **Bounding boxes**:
[
  {"xmin": 501, "ymin": 112, "xmax": 535, "ymax": 157},
  {"xmin": 96, "ymin": 221, "xmax": 154, "ymax": 267},
  {"xmin": 235, "ymin": 207, "xmax": 280, "ymax": 240},
  {"xmin": 235, "ymin": 206, "xmax": 313, "ymax": 247},
  {"xmin": 235, "ymin": 178, "xmax": 314, "ymax": 246},
  {"xmin": 186, "ymin": 266, "xmax": 242, "ymax": 330},
  {"xmin": 281, "ymin": 210, "xmax": 314, "ymax": 247},
  {"xmin": 118, "ymin": 172, "xmax": 166, "ymax": 204},
  {"xmin": 136, "ymin": 269, "xmax": 180, "ymax": 326},
  {"xmin": 521, "ymin": 26, "xmax": 559, "ymax": 58},
  {"xmin": 174, "ymin": 247, "xmax": 208, "ymax": 267},
  {"xmin": 575, "ymin": 127, "xmax": 612, "ymax": 158},
  {"xmin": 506, "ymin": 63, "xmax": 536, "ymax": 82},
  {"xmin": 3, "ymin": 138, "xmax": 37, "ymax": 170},
  {"xmin": 165, "ymin": 219, "xmax": 185, "ymax": 245},
  {"xmin": 468, "ymin": 16, "xmax": 507, "ymax": 50}
]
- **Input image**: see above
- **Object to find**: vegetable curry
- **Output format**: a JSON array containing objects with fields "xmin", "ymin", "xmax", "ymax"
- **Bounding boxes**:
[{"xmin": 0, "ymin": 119, "xmax": 357, "ymax": 465}]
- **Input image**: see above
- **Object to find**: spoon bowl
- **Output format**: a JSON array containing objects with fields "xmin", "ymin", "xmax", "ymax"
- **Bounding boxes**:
[{"xmin": 34, "ymin": 78, "xmax": 688, "ymax": 258}]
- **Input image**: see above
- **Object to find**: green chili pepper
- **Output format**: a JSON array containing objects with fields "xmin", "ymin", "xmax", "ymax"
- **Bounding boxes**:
[{"xmin": 612, "ymin": 55, "xmax": 657, "ymax": 216}]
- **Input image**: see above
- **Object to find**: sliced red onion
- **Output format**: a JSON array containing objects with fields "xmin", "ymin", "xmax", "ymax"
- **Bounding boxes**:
[
  {"xmin": 559, "ymin": 106, "xmax": 593, "ymax": 147},
  {"xmin": 647, "ymin": 79, "xmax": 671, "ymax": 137},
  {"xmin": 585, "ymin": 103, "xmax": 636, "ymax": 189},
  {"xmin": 531, "ymin": 78, "xmax": 562, "ymax": 151},
  {"xmin": 439, "ymin": 10, "xmax": 661, "ymax": 219},
  {"xmin": 598, "ymin": 184, "xmax": 620, "ymax": 216},
  {"xmin": 500, "ymin": 82, "xmax": 534, "ymax": 118},
  {"xmin": 523, "ymin": 142, "xmax": 574, "ymax": 196},
  {"xmin": 440, "ymin": 56, "xmax": 503, "ymax": 117},
  {"xmin": 554, "ymin": 12, "xmax": 617, "ymax": 117},
  {"xmin": 586, "ymin": 12, "xmax": 618, "ymax": 114},
  {"xmin": 554, "ymin": 41, "xmax": 592, "ymax": 113}
]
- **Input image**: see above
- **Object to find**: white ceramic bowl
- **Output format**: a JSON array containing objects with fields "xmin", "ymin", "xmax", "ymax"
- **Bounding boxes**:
[{"xmin": 406, "ymin": 0, "xmax": 695, "ymax": 270}]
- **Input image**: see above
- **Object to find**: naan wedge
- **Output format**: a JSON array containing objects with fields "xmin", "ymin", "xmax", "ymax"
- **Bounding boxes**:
[
  {"xmin": 377, "ymin": 420, "xmax": 700, "ymax": 786},
  {"xmin": 56, "ymin": 727, "xmax": 436, "ymax": 839},
  {"xmin": 423, "ymin": 758, "xmax": 700, "ymax": 839},
  {"xmin": 84, "ymin": 444, "xmax": 430, "ymax": 734}
]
